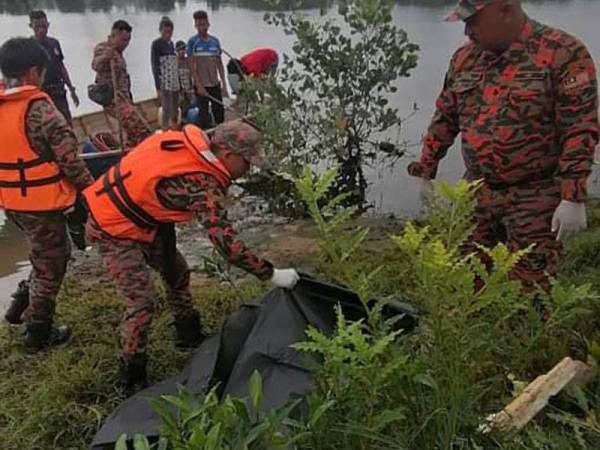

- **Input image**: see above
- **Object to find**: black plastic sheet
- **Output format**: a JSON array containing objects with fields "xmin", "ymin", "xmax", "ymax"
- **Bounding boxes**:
[{"xmin": 90, "ymin": 276, "xmax": 418, "ymax": 449}]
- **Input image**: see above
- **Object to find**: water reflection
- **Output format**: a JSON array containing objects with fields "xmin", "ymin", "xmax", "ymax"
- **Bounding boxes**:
[
  {"xmin": 0, "ymin": 0, "xmax": 336, "ymax": 14},
  {"xmin": 0, "ymin": 212, "xmax": 28, "ymax": 279}
]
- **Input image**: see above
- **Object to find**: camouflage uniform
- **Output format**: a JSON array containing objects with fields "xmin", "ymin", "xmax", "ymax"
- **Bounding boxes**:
[
  {"xmin": 86, "ymin": 172, "xmax": 273, "ymax": 362},
  {"xmin": 5, "ymin": 93, "xmax": 94, "ymax": 325},
  {"xmin": 408, "ymin": 19, "xmax": 599, "ymax": 289},
  {"xmin": 92, "ymin": 40, "xmax": 152, "ymax": 148}
]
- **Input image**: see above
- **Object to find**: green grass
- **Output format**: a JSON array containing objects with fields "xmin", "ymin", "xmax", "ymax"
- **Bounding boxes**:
[
  {"xmin": 1, "ymin": 206, "xmax": 600, "ymax": 449},
  {"xmin": 0, "ymin": 272, "xmax": 262, "ymax": 450}
]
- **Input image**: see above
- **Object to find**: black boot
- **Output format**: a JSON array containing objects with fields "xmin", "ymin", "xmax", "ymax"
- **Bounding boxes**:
[
  {"xmin": 22, "ymin": 322, "xmax": 71, "ymax": 353},
  {"xmin": 173, "ymin": 313, "xmax": 205, "ymax": 349},
  {"xmin": 5, "ymin": 280, "xmax": 30, "ymax": 325},
  {"xmin": 118, "ymin": 354, "xmax": 149, "ymax": 397}
]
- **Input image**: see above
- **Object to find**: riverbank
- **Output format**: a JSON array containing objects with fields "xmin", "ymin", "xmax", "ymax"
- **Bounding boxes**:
[
  {"xmin": 0, "ymin": 199, "xmax": 599, "ymax": 449},
  {"xmin": 0, "ymin": 211, "xmax": 405, "ymax": 450}
]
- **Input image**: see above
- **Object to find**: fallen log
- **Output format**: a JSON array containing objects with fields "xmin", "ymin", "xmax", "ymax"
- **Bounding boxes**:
[{"xmin": 490, "ymin": 357, "xmax": 595, "ymax": 431}]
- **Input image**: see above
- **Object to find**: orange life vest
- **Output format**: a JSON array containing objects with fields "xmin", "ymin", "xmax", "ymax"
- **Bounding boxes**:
[
  {"xmin": 0, "ymin": 85, "xmax": 77, "ymax": 212},
  {"xmin": 83, "ymin": 125, "xmax": 231, "ymax": 242}
]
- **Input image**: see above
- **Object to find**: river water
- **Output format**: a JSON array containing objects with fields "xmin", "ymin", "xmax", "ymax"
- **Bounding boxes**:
[{"xmin": 1, "ymin": 0, "xmax": 599, "ymax": 310}]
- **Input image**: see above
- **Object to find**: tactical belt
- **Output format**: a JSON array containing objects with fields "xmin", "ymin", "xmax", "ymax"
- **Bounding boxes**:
[
  {"xmin": 485, "ymin": 170, "xmax": 556, "ymax": 191},
  {"xmin": 95, "ymin": 164, "xmax": 157, "ymax": 230},
  {"xmin": 0, "ymin": 156, "xmax": 62, "ymax": 197}
]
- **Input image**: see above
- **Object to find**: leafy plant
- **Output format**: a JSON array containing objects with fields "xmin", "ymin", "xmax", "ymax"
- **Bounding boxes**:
[
  {"xmin": 292, "ymin": 306, "xmax": 420, "ymax": 450},
  {"xmin": 247, "ymin": 0, "xmax": 418, "ymax": 210},
  {"xmin": 115, "ymin": 371, "xmax": 318, "ymax": 450},
  {"xmin": 292, "ymin": 166, "xmax": 369, "ymax": 269}
]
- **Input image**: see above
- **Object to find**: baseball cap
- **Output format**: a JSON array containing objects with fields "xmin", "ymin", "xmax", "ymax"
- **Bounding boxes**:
[
  {"xmin": 212, "ymin": 119, "xmax": 267, "ymax": 169},
  {"xmin": 445, "ymin": 0, "xmax": 496, "ymax": 22}
]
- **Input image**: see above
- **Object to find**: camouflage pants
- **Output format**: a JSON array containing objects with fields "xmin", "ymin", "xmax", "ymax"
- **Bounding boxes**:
[
  {"xmin": 6, "ymin": 211, "xmax": 71, "ymax": 325},
  {"xmin": 90, "ymin": 230, "xmax": 197, "ymax": 361},
  {"xmin": 104, "ymin": 99, "xmax": 152, "ymax": 149},
  {"xmin": 470, "ymin": 178, "xmax": 562, "ymax": 291}
]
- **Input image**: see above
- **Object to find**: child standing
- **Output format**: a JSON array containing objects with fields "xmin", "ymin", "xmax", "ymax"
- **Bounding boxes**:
[
  {"xmin": 175, "ymin": 40, "xmax": 196, "ymax": 119},
  {"xmin": 151, "ymin": 17, "xmax": 179, "ymax": 130}
]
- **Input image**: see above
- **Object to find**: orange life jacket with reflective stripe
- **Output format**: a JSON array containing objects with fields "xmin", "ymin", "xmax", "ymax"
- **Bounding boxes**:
[
  {"xmin": 83, "ymin": 125, "xmax": 231, "ymax": 242},
  {"xmin": 0, "ymin": 85, "xmax": 77, "ymax": 212}
]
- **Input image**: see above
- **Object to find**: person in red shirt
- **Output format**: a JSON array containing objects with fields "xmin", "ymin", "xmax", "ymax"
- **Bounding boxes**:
[{"xmin": 227, "ymin": 48, "xmax": 278, "ymax": 95}]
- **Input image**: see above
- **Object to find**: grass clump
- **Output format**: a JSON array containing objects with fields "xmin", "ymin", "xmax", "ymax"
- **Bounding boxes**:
[{"xmin": 0, "ymin": 271, "xmax": 261, "ymax": 450}]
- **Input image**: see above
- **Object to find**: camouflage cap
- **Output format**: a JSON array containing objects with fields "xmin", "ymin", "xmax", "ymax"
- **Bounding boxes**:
[
  {"xmin": 212, "ymin": 119, "xmax": 266, "ymax": 169},
  {"xmin": 445, "ymin": 0, "xmax": 496, "ymax": 22}
]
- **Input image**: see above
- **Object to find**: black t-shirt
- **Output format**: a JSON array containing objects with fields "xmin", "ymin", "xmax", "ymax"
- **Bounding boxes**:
[
  {"xmin": 38, "ymin": 36, "xmax": 65, "ymax": 90},
  {"xmin": 151, "ymin": 38, "xmax": 176, "ymax": 91}
]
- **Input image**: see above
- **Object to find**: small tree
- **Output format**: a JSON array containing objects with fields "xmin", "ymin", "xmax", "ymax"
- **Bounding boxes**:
[{"xmin": 245, "ymin": 0, "xmax": 418, "ymax": 210}]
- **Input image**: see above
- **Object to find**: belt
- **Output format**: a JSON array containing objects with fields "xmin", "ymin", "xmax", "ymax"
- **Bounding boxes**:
[{"xmin": 484, "ymin": 169, "xmax": 556, "ymax": 191}]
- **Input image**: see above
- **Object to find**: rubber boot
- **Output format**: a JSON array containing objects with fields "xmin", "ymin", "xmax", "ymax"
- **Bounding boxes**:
[
  {"xmin": 22, "ymin": 322, "xmax": 71, "ymax": 353},
  {"xmin": 5, "ymin": 280, "xmax": 30, "ymax": 325},
  {"xmin": 173, "ymin": 313, "xmax": 205, "ymax": 349},
  {"xmin": 118, "ymin": 354, "xmax": 149, "ymax": 397}
]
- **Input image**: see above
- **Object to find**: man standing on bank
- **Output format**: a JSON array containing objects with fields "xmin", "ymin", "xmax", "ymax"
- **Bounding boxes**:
[
  {"xmin": 187, "ymin": 10, "xmax": 228, "ymax": 129},
  {"xmin": 92, "ymin": 20, "xmax": 152, "ymax": 148},
  {"xmin": 29, "ymin": 9, "xmax": 79, "ymax": 124},
  {"xmin": 83, "ymin": 119, "xmax": 299, "ymax": 394},
  {"xmin": 407, "ymin": 0, "xmax": 599, "ymax": 291},
  {"xmin": 0, "ymin": 38, "xmax": 94, "ymax": 349}
]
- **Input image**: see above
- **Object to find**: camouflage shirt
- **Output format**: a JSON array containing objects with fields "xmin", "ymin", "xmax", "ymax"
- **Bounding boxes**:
[
  {"xmin": 26, "ymin": 98, "xmax": 94, "ymax": 191},
  {"xmin": 408, "ymin": 19, "xmax": 599, "ymax": 202},
  {"xmin": 156, "ymin": 173, "xmax": 274, "ymax": 280},
  {"xmin": 88, "ymin": 171, "xmax": 274, "ymax": 280},
  {"xmin": 92, "ymin": 39, "xmax": 132, "ymax": 100}
]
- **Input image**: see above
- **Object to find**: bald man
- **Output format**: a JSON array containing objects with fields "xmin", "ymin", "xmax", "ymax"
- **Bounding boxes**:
[{"xmin": 408, "ymin": 0, "xmax": 599, "ymax": 291}]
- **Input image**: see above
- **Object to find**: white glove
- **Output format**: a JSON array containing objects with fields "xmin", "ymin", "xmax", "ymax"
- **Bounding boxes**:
[
  {"xmin": 270, "ymin": 268, "xmax": 300, "ymax": 289},
  {"xmin": 551, "ymin": 200, "xmax": 587, "ymax": 241},
  {"xmin": 418, "ymin": 178, "xmax": 434, "ymax": 208}
]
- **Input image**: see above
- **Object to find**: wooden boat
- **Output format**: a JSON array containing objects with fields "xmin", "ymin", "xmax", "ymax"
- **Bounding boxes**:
[
  {"xmin": 74, "ymin": 97, "xmax": 243, "ymax": 178},
  {"xmin": 72, "ymin": 97, "xmax": 160, "ymax": 151},
  {"xmin": 73, "ymin": 97, "xmax": 159, "ymax": 178}
]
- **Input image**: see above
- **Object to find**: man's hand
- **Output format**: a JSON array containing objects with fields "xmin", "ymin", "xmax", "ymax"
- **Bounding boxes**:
[
  {"xmin": 69, "ymin": 86, "xmax": 80, "ymax": 107},
  {"xmin": 417, "ymin": 177, "xmax": 434, "ymax": 208},
  {"xmin": 270, "ymin": 268, "xmax": 300, "ymax": 289},
  {"xmin": 551, "ymin": 200, "xmax": 587, "ymax": 241}
]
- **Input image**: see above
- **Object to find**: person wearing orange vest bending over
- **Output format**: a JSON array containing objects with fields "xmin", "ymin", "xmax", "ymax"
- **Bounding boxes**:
[
  {"xmin": 0, "ymin": 38, "xmax": 94, "ymax": 350},
  {"xmin": 83, "ymin": 119, "xmax": 299, "ymax": 395}
]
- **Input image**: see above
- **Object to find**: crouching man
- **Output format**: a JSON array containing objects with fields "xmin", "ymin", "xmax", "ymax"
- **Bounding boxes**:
[{"xmin": 83, "ymin": 120, "xmax": 299, "ymax": 395}]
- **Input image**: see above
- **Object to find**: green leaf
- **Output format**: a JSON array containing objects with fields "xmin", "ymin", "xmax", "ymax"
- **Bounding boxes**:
[
  {"xmin": 156, "ymin": 438, "xmax": 168, "ymax": 450},
  {"xmin": 205, "ymin": 423, "xmax": 222, "ymax": 450},
  {"xmin": 248, "ymin": 370, "xmax": 264, "ymax": 412},
  {"xmin": 414, "ymin": 373, "xmax": 438, "ymax": 391},
  {"xmin": 308, "ymin": 399, "xmax": 336, "ymax": 428},
  {"xmin": 133, "ymin": 434, "xmax": 151, "ymax": 450},
  {"xmin": 115, "ymin": 434, "xmax": 128, "ymax": 450}
]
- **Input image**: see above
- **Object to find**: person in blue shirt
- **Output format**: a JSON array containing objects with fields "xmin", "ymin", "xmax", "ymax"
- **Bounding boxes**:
[{"xmin": 187, "ymin": 10, "xmax": 228, "ymax": 129}]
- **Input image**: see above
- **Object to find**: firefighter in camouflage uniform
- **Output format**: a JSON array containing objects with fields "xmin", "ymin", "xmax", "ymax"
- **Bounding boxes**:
[
  {"xmin": 408, "ymin": 0, "xmax": 599, "ymax": 290},
  {"xmin": 0, "ymin": 38, "xmax": 94, "ymax": 349},
  {"xmin": 84, "ymin": 119, "xmax": 299, "ymax": 395}
]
